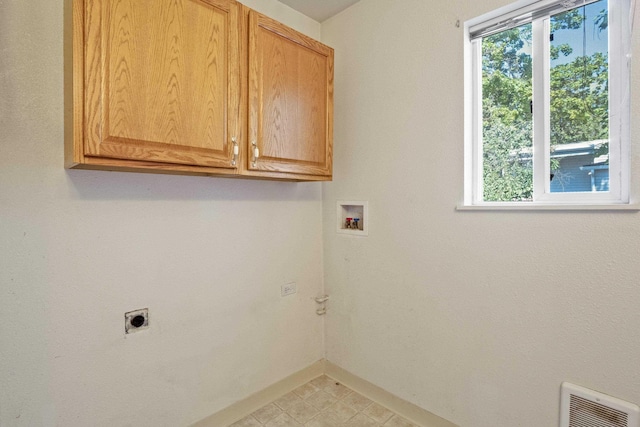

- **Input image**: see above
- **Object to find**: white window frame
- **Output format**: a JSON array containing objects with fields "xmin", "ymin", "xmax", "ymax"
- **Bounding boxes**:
[{"xmin": 463, "ymin": 0, "xmax": 633, "ymax": 209}]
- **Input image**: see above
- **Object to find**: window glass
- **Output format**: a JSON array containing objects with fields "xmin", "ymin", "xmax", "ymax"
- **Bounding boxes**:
[
  {"xmin": 549, "ymin": 0, "xmax": 609, "ymax": 193},
  {"xmin": 482, "ymin": 24, "xmax": 533, "ymax": 202}
]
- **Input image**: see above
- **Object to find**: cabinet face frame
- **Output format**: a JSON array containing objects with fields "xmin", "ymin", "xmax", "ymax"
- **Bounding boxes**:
[
  {"xmin": 247, "ymin": 10, "xmax": 334, "ymax": 178},
  {"xmin": 71, "ymin": 0, "xmax": 241, "ymax": 170}
]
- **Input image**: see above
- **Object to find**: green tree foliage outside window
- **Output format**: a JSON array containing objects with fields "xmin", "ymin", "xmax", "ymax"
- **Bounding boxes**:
[{"xmin": 481, "ymin": 3, "xmax": 609, "ymax": 201}]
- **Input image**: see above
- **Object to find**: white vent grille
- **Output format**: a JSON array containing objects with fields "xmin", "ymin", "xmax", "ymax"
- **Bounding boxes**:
[
  {"xmin": 561, "ymin": 383, "xmax": 640, "ymax": 427},
  {"xmin": 570, "ymin": 395, "xmax": 628, "ymax": 426}
]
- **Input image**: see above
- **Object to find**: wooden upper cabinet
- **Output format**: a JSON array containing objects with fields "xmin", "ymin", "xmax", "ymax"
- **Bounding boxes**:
[
  {"xmin": 75, "ymin": 0, "xmax": 240, "ymax": 170},
  {"xmin": 247, "ymin": 11, "xmax": 334, "ymax": 178},
  {"xmin": 68, "ymin": 0, "xmax": 333, "ymax": 180}
]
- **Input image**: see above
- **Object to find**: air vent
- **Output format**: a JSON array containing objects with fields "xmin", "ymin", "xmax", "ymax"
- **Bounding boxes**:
[{"xmin": 561, "ymin": 382, "xmax": 640, "ymax": 427}]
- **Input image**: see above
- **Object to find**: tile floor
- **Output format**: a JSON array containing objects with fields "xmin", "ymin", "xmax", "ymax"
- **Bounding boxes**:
[{"xmin": 229, "ymin": 375, "xmax": 419, "ymax": 427}]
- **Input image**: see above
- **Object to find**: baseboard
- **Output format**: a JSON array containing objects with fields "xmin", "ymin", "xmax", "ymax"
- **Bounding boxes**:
[
  {"xmin": 191, "ymin": 359, "xmax": 458, "ymax": 427},
  {"xmin": 325, "ymin": 360, "xmax": 458, "ymax": 427},
  {"xmin": 190, "ymin": 360, "xmax": 325, "ymax": 427}
]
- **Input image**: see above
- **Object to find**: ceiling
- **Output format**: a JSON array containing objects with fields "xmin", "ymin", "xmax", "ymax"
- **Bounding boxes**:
[{"xmin": 277, "ymin": 0, "xmax": 360, "ymax": 22}]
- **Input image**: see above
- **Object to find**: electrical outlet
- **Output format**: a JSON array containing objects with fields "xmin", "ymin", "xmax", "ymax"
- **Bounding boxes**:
[
  {"xmin": 125, "ymin": 308, "xmax": 149, "ymax": 334},
  {"xmin": 281, "ymin": 282, "xmax": 297, "ymax": 297}
]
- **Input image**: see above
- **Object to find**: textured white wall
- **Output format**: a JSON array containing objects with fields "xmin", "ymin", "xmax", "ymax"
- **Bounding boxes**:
[
  {"xmin": 0, "ymin": 1, "xmax": 323, "ymax": 426},
  {"xmin": 241, "ymin": 0, "xmax": 320, "ymax": 36},
  {"xmin": 321, "ymin": 1, "xmax": 640, "ymax": 426}
]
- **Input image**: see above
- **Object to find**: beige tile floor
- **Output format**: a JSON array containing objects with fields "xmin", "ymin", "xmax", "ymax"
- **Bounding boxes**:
[{"xmin": 228, "ymin": 375, "xmax": 419, "ymax": 427}]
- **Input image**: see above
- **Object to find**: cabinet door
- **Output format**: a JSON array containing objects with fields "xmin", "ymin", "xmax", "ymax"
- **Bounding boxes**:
[
  {"xmin": 248, "ymin": 11, "xmax": 333, "ymax": 177},
  {"xmin": 84, "ymin": 0, "xmax": 240, "ymax": 168}
]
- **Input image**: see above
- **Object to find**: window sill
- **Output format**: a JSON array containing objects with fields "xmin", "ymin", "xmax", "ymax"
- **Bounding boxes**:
[{"xmin": 456, "ymin": 203, "xmax": 640, "ymax": 211}]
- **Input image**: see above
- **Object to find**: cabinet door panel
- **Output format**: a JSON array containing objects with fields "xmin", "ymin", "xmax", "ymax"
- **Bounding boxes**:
[
  {"xmin": 248, "ymin": 12, "xmax": 333, "ymax": 177},
  {"xmin": 85, "ymin": 0, "xmax": 239, "ymax": 168}
]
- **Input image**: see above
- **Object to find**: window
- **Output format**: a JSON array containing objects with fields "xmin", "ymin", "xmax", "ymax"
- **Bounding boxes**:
[{"xmin": 464, "ymin": 0, "xmax": 632, "ymax": 207}]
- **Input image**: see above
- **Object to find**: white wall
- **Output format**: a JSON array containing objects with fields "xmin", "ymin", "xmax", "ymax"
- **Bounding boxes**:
[
  {"xmin": 0, "ymin": 1, "xmax": 323, "ymax": 426},
  {"xmin": 321, "ymin": 1, "xmax": 640, "ymax": 426}
]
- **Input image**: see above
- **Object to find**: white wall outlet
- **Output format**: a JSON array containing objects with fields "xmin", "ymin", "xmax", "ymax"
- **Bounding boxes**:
[{"xmin": 281, "ymin": 282, "xmax": 297, "ymax": 297}]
